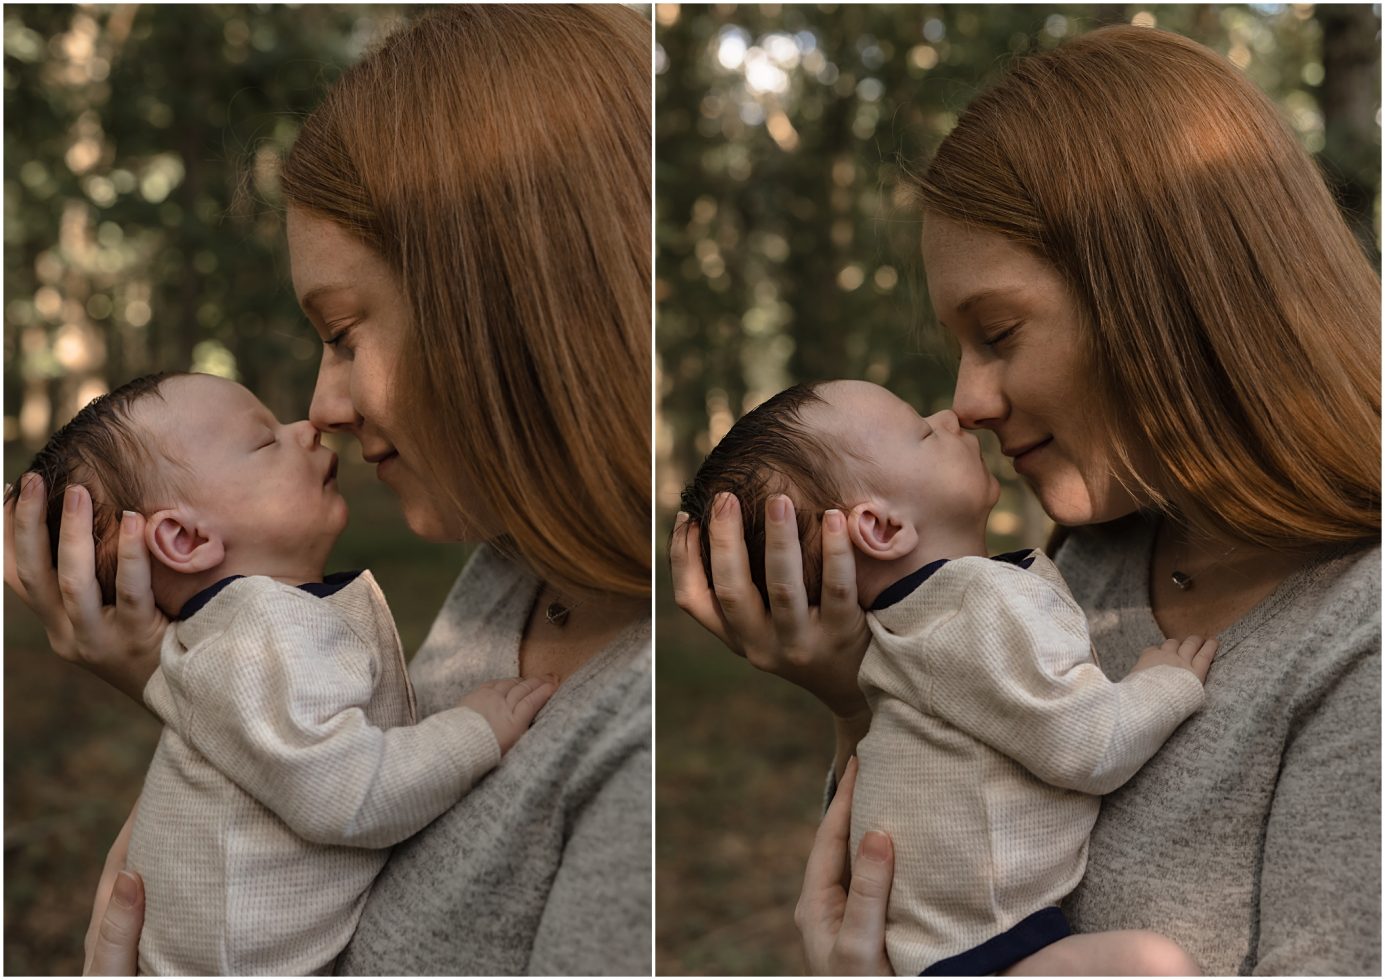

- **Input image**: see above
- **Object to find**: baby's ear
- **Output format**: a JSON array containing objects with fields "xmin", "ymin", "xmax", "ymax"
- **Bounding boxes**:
[
  {"xmin": 145, "ymin": 509, "xmax": 225, "ymax": 575},
  {"xmin": 847, "ymin": 501, "xmax": 918, "ymax": 561}
]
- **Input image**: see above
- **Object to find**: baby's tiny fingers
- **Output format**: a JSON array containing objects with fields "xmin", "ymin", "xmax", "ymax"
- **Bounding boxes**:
[
  {"xmin": 1177, "ymin": 635, "xmax": 1205, "ymax": 661},
  {"xmin": 1192, "ymin": 637, "xmax": 1219, "ymax": 664},
  {"xmin": 512, "ymin": 680, "xmax": 556, "ymax": 720},
  {"xmin": 504, "ymin": 676, "xmax": 550, "ymax": 707}
]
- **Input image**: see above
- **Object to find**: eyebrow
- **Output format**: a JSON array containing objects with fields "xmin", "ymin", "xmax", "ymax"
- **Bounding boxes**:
[
  {"xmin": 298, "ymin": 282, "xmax": 357, "ymax": 318},
  {"xmin": 954, "ymin": 286, "xmax": 1028, "ymax": 316}
]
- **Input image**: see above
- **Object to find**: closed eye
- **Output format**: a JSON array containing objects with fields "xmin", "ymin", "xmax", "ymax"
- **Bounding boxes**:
[{"xmin": 982, "ymin": 322, "xmax": 1022, "ymax": 350}]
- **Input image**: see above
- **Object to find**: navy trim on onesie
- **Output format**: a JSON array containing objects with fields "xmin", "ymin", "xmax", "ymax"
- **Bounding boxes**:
[
  {"xmin": 870, "ymin": 549, "xmax": 1038, "ymax": 612},
  {"xmin": 920, "ymin": 906, "xmax": 1071, "ymax": 976},
  {"xmin": 176, "ymin": 570, "xmax": 364, "ymax": 621}
]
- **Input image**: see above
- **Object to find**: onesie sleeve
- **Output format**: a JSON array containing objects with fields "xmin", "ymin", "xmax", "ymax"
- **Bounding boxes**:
[
  {"xmin": 921, "ymin": 567, "xmax": 1206, "ymax": 795},
  {"xmin": 167, "ymin": 588, "xmax": 500, "ymax": 848},
  {"xmin": 1252, "ymin": 619, "xmax": 1381, "ymax": 975}
]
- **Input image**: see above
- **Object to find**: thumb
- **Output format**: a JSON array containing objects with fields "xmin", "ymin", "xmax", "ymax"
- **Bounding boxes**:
[
  {"xmin": 830, "ymin": 831, "xmax": 894, "ymax": 974},
  {"xmin": 85, "ymin": 871, "xmax": 144, "ymax": 976}
]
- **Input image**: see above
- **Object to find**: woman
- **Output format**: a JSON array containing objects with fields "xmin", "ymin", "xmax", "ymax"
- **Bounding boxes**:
[
  {"xmin": 673, "ymin": 25, "xmax": 1379, "ymax": 975},
  {"xmin": 6, "ymin": 6, "xmax": 651, "ymax": 975}
]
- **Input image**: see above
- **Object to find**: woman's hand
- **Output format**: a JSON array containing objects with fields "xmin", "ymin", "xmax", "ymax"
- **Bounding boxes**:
[
  {"xmin": 670, "ymin": 492, "xmax": 871, "ymax": 721},
  {"xmin": 4, "ymin": 476, "xmax": 166, "ymax": 703},
  {"xmin": 83, "ymin": 803, "xmax": 144, "ymax": 976},
  {"xmin": 795, "ymin": 757, "xmax": 894, "ymax": 975}
]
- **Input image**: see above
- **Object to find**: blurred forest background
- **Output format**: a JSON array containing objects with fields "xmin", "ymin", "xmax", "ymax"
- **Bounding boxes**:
[
  {"xmin": 3, "ymin": 6, "xmax": 467, "ymax": 974},
  {"xmin": 654, "ymin": 3, "xmax": 1380, "ymax": 975}
]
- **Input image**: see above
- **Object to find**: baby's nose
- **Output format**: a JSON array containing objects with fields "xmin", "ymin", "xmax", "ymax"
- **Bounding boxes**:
[
  {"xmin": 286, "ymin": 419, "xmax": 320, "ymax": 449},
  {"xmin": 928, "ymin": 409, "xmax": 962, "ymax": 434}
]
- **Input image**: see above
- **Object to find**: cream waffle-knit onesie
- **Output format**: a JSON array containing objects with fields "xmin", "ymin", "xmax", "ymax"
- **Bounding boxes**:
[
  {"xmin": 127, "ymin": 571, "xmax": 501, "ymax": 976},
  {"xmin": 851, "ymin": 551, "xmax": 1206, "ymax": 975}
]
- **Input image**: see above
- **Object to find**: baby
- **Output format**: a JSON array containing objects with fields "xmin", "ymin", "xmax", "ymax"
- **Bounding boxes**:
[
  {"xmin": 9, "ymin": 371, "xmax": 553, "ymax": 975},
  {"xmin": 682, "ymin": 380, "xmax": 1216, "ymax": 976}
]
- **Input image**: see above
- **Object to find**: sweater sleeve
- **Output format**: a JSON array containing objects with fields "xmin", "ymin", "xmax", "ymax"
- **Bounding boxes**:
[
  {"xmin": 923, "ymin": 569, "xmax": 1206, "ymax": 795},
  {"xmin": 526, "ymin": 743, "xmax": 652, "ymax": 975},
  {"xmin": 172, "ymin": 589, "xmax": 500, "ymax": 848},
  {"xmin": 1252, "ymin": 620, "xmax": 1381, "ymax": 975}
]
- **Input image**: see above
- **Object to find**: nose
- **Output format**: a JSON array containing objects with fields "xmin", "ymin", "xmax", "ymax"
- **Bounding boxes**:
[
  {"xmin": 308, "ymin": 352, "xmax": 361, "ymax": 436},
  {"xmin": 952, "ymin": 352, "xmax": 1006, "ymax": 431},
  {"xmin": 926, "ymin": 409, "xmax": 962, "ymax": 435},
  {"xmin": 286, "ymin": 419, "xmax": 321, "ymax": 450}
]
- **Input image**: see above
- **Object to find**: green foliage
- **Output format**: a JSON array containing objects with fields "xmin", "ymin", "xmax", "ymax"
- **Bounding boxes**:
[{"xmin": 3, "ymin": 5, "xmax": 415, "ymax": 437}]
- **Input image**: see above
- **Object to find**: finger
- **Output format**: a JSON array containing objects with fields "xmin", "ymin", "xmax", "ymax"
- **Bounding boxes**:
[
  {"xmin": 706, "ymin": 493, "xmax": 771, "ymax": 649},
  {"xmin": 818, "ymin": 509, "xmax": 862, "ymax": 636},
  {"xmin": 10, "ymin": 474, "xmax": 71, "ymax": 639},
  {"xmin": 112, "ymin": 512, "xmax": 158, "ymax": 631},
  {"xmin": 85, "ymin": 870, "xmax": 143, "ymax": 976},
  {"xmin": 513, "ymin": 679, "xmax": 556, "ymax": 720},
  {"xmin": 1176, "ymin": 635, "xmax": 1204, "ymax": 661},
  {"xmin": 56, "ymin": 485, "xmax": 106, "ymax": 644},
  {"xmin": 484, "ymin": 678, "xmax": 522, "ymax": 696},
  {"xmin": 3, "ymin": 489, "xmax": 30, "ymax": 603},
  {"xmin": 504, "ymin": 676, "xmax": 547, "ymax": 706},
  {"xmin": 669, "ymin": 513, "xmax": 734, "ymax": 648},
  {"xmin": 1192, "ymin": 637, "xmax": 1219, "ymax": 672},
  {"xmin": 762, "ymin": 495, "xmax": 810, "ymax": 648},
  {"xmin": 834, "ymin": 829, "xmax": 894, "ymax": 974},
  {"xmin": 85, "ymin": 801, "xmax": 139, "ymax": 965},
  {"xmin": 803, "ymin": 757, "xmax": 858, "ymax": 898}
]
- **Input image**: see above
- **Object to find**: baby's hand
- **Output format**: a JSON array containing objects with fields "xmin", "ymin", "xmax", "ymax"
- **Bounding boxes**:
[
  {"xmin": 1131, "ymin": 635, "xmax": 1219, "ymax": 683},
  {"xmin": 459, "ymin": 676, "xmax": 557, "ymax": 754}
]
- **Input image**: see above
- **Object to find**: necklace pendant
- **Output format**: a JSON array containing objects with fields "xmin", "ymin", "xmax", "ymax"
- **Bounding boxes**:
[
  {"xmin": 545, "ymin": 601, "xmax": 571, "ymax": 627},
  {"xmin": 1170, "ymin": 570, "xmax": 1193, "ymax": 591}
]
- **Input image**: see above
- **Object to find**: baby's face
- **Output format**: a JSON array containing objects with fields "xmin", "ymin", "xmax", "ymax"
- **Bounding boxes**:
[
  {"xmin": 814, "ymin": 381, "xmax": 1000, "ymax": 533},
  {"xmin": 139, "ymin": 375, "xmax": 348, "ymax": 569}
]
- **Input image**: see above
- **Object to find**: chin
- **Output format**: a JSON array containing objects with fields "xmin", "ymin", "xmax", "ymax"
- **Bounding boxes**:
[
  {"xmin": 1028, "ymin": 472, "xmax": 1137, "ymax": 527},
  {"xmin": 398, "ymin": 498, "xmax": 476, "ymax": 543}
]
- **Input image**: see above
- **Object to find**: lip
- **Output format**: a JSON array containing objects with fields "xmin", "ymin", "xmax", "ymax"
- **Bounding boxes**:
[
  {"xmin": 370, "ymin": 451, "xmax": 399, "ymax": 477},
  {"xmin": 1005, "ymin": 437, "xmax": 1053, "ymax": 475}
]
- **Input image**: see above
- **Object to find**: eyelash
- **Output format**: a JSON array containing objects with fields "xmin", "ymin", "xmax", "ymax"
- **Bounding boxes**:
[
  {"xmin": 324, "ymin": 319, "xmax": 358, "ymax": 350},
  {"xmin": 982, "ymin": 322, "xmax": 1022, "ymax": 349}
]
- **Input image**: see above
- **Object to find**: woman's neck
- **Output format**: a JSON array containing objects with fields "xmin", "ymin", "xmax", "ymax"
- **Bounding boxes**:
[
  {"xmin": 517, "ymin": 585, "xmax": 646, "ymax": 685},
  {"xmin": 1147, "ymin": 517, "xmax": 1308, "ymax": 640}
]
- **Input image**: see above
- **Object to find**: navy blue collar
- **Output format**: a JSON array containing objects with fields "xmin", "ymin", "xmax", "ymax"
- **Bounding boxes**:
[
  {"xmin": 176, "ymin": 570, "xmax": 363, "ymax": 621},
  {"xmin": 870, "ymin": 549, "xmax": 1036, "ymax": 611}
]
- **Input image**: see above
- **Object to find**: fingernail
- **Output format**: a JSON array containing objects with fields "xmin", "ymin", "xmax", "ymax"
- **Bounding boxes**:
[
  {"xmin": 19, "ymin": 474, "xmax": 38, "ymax": 500},
  {"xmin": 112, "ymin": 870, "xmax": 138, "ymax": 909},
  {"xmin": 120, "ymin": 510, "xmax": 138, "ymax": 532},
  {"xmin": 714, "ymin": 492, "xmax": 737, "ymax": 519},
  {"xmin": 824, "ymin": 509, "xmax": 844, "ymax": 532},
  {"xmin": 674, "ymin": 510, "xmax": 688, "ymax": 528},
  {"xmin": 63, "ymin": 485, "xmax": 80, "ymax": 513},
  {"xmin": 767, "ymin": 495, "xmax": 788, "ymax": 523},
  {"xmin": 860, "ymin": 831, "xmax": 890, "ymax": 863}
]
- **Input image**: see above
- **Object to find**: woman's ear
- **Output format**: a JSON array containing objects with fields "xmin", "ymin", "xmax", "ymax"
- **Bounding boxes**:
[
  {"xmin": 847, "ymin": 502, "xmax": 919, "ymax": 561},
  {"xmin": 144, "ymin": 510, "xmax": 225, "ymax": 575}
]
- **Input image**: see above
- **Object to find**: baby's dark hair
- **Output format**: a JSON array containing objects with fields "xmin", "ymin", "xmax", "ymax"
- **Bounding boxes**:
[
  {"xmin": 5, "ymin": 372, "xmax": 187, "ymax": 604},
  {"xmin": 679, "ymin": 382, "xmax": 853, "ymax": 606}
]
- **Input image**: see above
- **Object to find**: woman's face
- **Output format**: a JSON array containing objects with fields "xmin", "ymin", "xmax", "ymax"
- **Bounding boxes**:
[
  {"xmin": 921, "ymin": 215, "xmax": 1142, "ymax": 527},
  {"xmin": 287, "ymin": 207, "xmax": 494, "ymax": 542}
]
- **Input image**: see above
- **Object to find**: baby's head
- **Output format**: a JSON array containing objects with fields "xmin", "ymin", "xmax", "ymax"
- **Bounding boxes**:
[
  {"xmin": 9, "ymin": 373, "xmax": 347, "ymax": 614},
  {"xmin": 681, "ymin": 380, "xmax": 999, "ymax": 607}
]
